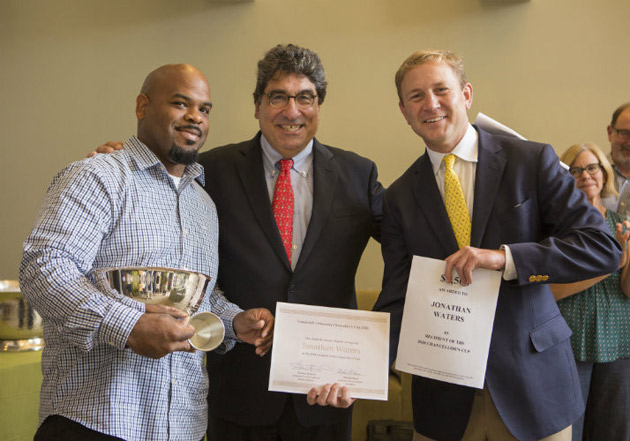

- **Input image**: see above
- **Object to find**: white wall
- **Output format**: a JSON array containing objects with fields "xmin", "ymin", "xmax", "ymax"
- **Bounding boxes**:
[{"xmin": 2, "ymin": 0, "xmax": 629, "ymax": 289}]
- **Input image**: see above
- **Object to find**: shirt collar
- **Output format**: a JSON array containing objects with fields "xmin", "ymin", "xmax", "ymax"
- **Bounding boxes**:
[
  {"xmin": 260, "ymin": 134, "xmax": 313, "ymax": 178},
  {"xmin": 125, "ymin": 136, "xmax": 205, "ymax": 186},
  {"xmin": 426, "ymin": 124, "xmax": 478, "ymax": 175},
  {"xmin": 611, "ymin": 162, "xmax": 628, "ymax": 181}
]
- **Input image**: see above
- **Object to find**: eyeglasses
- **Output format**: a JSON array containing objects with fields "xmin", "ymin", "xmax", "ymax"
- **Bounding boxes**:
[
  {"xmin": 569, "ymin": 163, "xmax": 601, "ymax": 177},
  {"xmin": 613, "ymin": 126, "xmax": 630, "ymax": 140},
  {"xmin": 264, "ymin": 92, "xmax": 317, "ymax": 109}
]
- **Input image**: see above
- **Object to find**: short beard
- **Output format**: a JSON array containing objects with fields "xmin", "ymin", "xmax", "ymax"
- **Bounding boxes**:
[{"xmin": 168, "ymin": 144, "xmax": 199, "ymax": 166}]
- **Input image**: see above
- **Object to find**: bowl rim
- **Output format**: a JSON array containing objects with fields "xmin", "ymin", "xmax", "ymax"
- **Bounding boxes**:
[{"xmin": 92, "ymin": 267, "xmax": 211, "ymax": 279}]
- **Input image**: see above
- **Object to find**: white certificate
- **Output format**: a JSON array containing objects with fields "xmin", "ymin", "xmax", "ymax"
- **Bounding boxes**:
[
  {"xmin": 269, "ymin": 302, "xmax": 390, "ymax": 401},
  {"xmin": 395, "ymin": 256, "xmax": 501, "ymax": 389}
]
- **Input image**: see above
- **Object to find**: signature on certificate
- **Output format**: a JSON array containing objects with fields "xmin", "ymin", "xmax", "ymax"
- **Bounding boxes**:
[{"xmin": 291, "ymin": 361, "xmax": 364, "ymax": 377}]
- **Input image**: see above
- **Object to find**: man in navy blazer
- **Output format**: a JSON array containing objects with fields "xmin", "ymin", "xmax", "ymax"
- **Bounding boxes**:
[
  {"xmin": 373, "ymin": 49, "xmax": 622, "ymax": 441},
  {"xmin": 201, "ymin": 44, "xmax": 383, "ymax": 441}
]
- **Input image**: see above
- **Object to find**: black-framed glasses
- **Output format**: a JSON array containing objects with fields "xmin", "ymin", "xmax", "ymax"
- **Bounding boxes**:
[
  {"xmin": 613, "ymin": 126, "xmax": 630, "ymax": 140},
  {"xmin": 264, "ymin": 92, "xmax": 317, "ymax": 109},
  {"xmin": 569, "ymin": 163, "xmax": 601, "ymax": 177}
]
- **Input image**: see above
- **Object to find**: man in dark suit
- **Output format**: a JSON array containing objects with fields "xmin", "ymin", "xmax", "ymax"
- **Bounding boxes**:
[
  {"xmin": 372, "ymin": 49, "xmax": 622, "ymax": 441},
  {"xmin": 89, "ymin": 45, "xmax": 381, "ymax": 440},
  {"xmin": 200, "ymin": 44, "xmax": 383, "ymax": 441}
]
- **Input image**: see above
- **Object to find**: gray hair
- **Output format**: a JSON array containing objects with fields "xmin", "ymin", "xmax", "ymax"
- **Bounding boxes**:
[{"xmin": 253, "ymin": 44, "xmax": 327, "ymax": 105}]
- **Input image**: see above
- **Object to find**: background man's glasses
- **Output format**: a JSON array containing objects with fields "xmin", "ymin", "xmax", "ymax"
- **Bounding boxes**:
[
  {"xmin": 569, "ymin": 163, "xmax": 601, "ymax": 177},
  {"xmin": 613, "ymin": 126, "xmax": 630, "ymax": 140},
  {"xmin": 265, "ymin": 92, "xmax": 317, "ymax": 109}
]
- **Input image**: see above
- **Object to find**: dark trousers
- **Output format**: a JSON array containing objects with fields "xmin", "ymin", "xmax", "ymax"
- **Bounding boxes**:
[
  {"xmin": 34, "ymin": 415, "xmax": 125, "ymax": 441},
  {"xmin": 582, "ymin": 358, "xmax": 630, "ymax": 441},
  {"xmin": 208, "ymin": 397, "xmax": 351, "ymax": 441},
  {"xmin": 35, "ymin": 415, "xmax": 206, "ymax": 441}
]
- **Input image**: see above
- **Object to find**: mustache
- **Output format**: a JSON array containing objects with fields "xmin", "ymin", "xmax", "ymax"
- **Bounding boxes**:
[{"xmin": 176, "ymin": 125, "xmax": 203, "ymax": 137}]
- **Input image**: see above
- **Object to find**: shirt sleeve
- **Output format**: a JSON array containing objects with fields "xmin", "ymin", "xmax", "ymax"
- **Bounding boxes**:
[
  {"xmin": 207, "ymin": 284, "xmax": 243, "ymax": 353},
  {"xmin": 19, "ymin": 161, "xmax": 143, "ymax": 352},
  {"xmin": 501, "ymin": 244, "xmax": 517, "ymax": 280}
]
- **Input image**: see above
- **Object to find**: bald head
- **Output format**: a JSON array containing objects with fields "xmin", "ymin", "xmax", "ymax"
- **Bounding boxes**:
[
  {"xmin": 140, "ymin": 64, "xmax": 208, "ymax": 96},
  {"xmin": 135, "ymin": 64, "xmax": 212, "ymax": 176}
]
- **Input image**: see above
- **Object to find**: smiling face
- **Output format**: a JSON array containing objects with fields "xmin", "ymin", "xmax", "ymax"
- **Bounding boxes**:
[
  {"xmin": 255, "ymin": 73, "xmax": 321, "ymax": 158},
  {"xmin": 572, "ymin": 150, "xmax": 604, "ymax": 203},
  {"xmin": 136, "ymin": 64, "xmax": 212, "ymax": 176},
  {"xmin": 398, "ymin": 61, "xmax": 473, "ymax": 154}
]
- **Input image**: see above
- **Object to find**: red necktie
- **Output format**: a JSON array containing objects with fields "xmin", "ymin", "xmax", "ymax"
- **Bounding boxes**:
[{"xmin": 272, "ymin": 159, "xmax": 294, "ymax": 263}]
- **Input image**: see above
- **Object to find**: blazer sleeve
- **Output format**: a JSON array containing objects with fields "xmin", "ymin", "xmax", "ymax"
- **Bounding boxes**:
[
  {"xmin": 372, "ymin": 181, "xmax": 413, "ymax": 366},
  {"xmin": 367, "ymin": 159, "xmax": 385, "ymax": 243},
  {"xmin": 507, "ymin": 144, "xmax": 622, "ymax": 284}
]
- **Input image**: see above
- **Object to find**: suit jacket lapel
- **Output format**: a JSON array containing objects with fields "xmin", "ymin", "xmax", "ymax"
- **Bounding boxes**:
[
  {"xmin": 411, "ymin": 154, "xmax": 460, "ymax": 255},
  {"xmin": 295, "ymin": 139, "xmax": 337, "ymax": 272},
  {"xmin": 471, "ymin": 129, "xmax": 506, "ymax": 247},
  {"xmin": 235, "ymin": 133, "xmax": 292, "ymax": 270}
]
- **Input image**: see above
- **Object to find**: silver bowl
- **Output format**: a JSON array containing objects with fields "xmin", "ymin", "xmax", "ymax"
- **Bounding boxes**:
[
  {"xmin": 0, "ymin": 280, "xmax": 45, "ymax": 352},
  {"xmin": 94, "ymin": 267, "xmax": 210, "ymax": 315},
  {"xmin": 94, "ymin": 267, "xmax": 224, "ymax": 351}
]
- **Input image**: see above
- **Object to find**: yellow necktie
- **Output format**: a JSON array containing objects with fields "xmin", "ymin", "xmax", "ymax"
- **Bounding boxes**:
[{"xmin": 443, "ymin": 154, "xmax": 471, "ymax": 248}]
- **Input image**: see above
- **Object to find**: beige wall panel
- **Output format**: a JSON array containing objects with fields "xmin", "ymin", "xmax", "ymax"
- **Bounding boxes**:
[{"xmin": 1, "ymin": 0, "xmax": 628, "ymax": 291}]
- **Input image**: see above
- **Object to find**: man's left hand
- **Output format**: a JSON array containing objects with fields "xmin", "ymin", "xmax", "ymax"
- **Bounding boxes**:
[
  {"xmin": 444, "ymin": 247, "xmax": 506, "ymax": 286},
  {"xmin": 233, "ymin": 308, "xmax": 274, "ymax": 356},
  {"xmin": 306, "ymin": 383, "xmax": 355, "ymax": 408}
]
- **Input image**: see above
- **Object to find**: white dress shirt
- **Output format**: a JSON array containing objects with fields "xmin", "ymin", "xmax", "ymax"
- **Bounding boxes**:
[{"xmin": 424, "ymin": 124, "xmax": 516, "ymax": 280}]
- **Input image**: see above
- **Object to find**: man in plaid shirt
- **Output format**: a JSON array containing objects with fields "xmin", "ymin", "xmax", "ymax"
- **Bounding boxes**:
[{"xmin": 20, "ymin": 64, "xmax": 274, "ymax": 441}]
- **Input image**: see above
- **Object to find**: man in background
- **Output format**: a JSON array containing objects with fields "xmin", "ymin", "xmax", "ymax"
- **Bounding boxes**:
[
  {"xmin": 373, "ymin": 49, "xmax": 621, "ymax": 441},
  {"xmin": 21, "ymin": 64, "xmax": 273, "ymax": 441},
  {"xmin": 603, "ymin": 102, "xmax": 630, "ymax": 217}
]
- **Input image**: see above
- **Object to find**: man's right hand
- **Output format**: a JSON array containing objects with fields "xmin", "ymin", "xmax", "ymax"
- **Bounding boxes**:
[
  {"xmin": 86, "ymin": 141, "xmax": 124, "ymax": 158},
  {"xmin": 126, "ymin": 304, "xmax": 195, "ymax": 359}
]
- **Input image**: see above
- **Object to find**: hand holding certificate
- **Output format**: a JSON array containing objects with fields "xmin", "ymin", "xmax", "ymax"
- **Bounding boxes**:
[
  {"xmin": 269, "ymin": 302, "xmax": 390, "ymax": 401},
  {"xmin": 395, "ymin": 256, "xmax": 501, "ymax": 389},
  {"xmin": 306, "ymin": 382, "xmax": 355, "ymax": 408}
]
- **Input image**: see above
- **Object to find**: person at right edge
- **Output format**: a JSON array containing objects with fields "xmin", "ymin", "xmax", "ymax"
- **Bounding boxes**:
[
  {"xmin": 372, "ymin": 50, "xmax": 622, "ymax": 441},
  {"xmin": 602, "ymin": 102, "xmax": 630, "ymax": 217},
  {"xmin": 551, "ymin": 143, "xmax": 630, "ymax": 441}
]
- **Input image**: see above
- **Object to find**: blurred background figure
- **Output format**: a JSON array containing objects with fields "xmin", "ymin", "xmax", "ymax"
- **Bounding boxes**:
[
  {"xmin": 552, "ymin": 143, "xmax": 630, "ymax": 441},
  {"xmin": 602, "ymin": 103, "xmax": 630, "ymax": 217}
]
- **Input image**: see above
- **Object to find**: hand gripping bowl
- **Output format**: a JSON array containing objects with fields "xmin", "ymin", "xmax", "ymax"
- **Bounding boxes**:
[
  {"xmin": 94, "ymin": 267, "xmax": 225, "ymax": 351},
  {"xmin": 0, "ymin": 280, "xmax": 44, "ymax": 352}
]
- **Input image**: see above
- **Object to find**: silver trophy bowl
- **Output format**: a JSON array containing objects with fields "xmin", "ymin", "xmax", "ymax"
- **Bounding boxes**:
[
  {"xmin": 0, "ymin": 280, "xmax": 45, "ymax": 352},
  {"xmin": 94, "ymin": 267, "xmax": 225, "ymax": 351}
]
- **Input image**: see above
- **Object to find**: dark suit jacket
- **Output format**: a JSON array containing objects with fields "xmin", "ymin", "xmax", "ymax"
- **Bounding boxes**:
[
  {"xmin": 373, "ymin": 126, "xmax": 622, "ymax": 441},
  {"xmin": 199, "ymin": 133, "xmax": 384, "ymax": 428}
]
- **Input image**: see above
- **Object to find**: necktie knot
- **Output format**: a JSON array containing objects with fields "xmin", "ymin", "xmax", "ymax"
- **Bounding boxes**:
[
  {"xmin": 443, "ymin": 153, "xmax": 456, "ymax": 170},
  {"xmin": 279, "ymin": 159, "xmax": 293, "ymax": 174}
]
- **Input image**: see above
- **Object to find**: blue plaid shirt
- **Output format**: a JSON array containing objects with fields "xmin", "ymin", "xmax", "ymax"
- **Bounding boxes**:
[{"xmin": 20, "ymin": 137, "xmax": 241, "ymax": 441}]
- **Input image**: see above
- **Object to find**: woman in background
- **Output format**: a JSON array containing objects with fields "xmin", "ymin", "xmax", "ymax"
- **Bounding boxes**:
[{"xmin": 552, "ymin": 143, "xmax": 630, "ymax": 441}]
